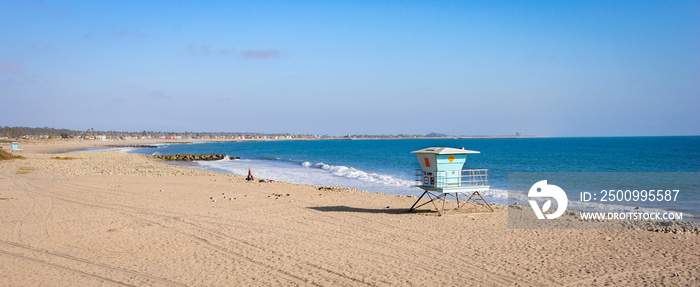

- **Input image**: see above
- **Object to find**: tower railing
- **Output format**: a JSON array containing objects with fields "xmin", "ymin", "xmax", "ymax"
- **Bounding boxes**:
[{"xmin": 415, "ymin": 169, "xmax": 489, "ymax": 189}]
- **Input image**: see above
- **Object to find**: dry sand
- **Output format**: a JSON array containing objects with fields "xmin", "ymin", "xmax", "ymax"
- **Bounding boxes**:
[{"xmin": 0, "ymin": 140, "xmax": 698, "ymax": 286}]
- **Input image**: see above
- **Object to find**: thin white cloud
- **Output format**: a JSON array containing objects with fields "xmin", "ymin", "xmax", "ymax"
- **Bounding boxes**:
[
  {"xmin": 147, "ymin": 90, "xmax": 169, "ymax": 99},
  {"xmin": 112, "ymin": 29, "xmax": 145, "ymax": 40},
  {"xmin": 82, "ymin": 28, "xmax": 147, "ymax": 41},
  {"xmin": 241, "ymin": 49, "xmax": 279, "ymax": 59},
  {"xmin": 0, "ymin": 61, "xmax": 26, "ymax": 74},
  {"xmin": 186, "ymin": 44, "xmax": 236, "ymax": 56}
]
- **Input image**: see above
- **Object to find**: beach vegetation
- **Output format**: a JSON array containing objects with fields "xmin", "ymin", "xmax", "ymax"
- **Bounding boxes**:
[
  {"xmin": 0, "ymin": 150, "xmax": 12, "ymax": 160},
  {"xmin": 51, "ymin": 156, "xmax": 77, "ymax": 160},
  {"xmin": 0, "ymin": 149, "xmax": 23, "ymax": 160},
  {"xmin": 16, "ymin": 166, "xmax": 35, "ymax": 174}
]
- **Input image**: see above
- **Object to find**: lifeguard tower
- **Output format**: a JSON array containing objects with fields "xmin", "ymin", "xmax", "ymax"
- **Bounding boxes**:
[{"xmin": 409, "ymin": 147, "xmax": 492, "ymax": 215}]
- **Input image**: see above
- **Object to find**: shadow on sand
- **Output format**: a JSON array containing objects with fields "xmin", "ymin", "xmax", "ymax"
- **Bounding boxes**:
[{"xmin": 308, "ymin": 205, "xmax": 423, "ymax": 215}]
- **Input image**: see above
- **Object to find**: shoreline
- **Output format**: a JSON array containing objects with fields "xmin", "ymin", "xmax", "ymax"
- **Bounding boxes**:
[
  {"xmin": 118, "ymin": 150, "xmax": 700, "ymax": 228},
  {"xmin": 3, "ymin": 135, "xmax": 699, "ymax": 156},
  {"xmin": 1, "ymin": 141, "xmax": 698, "ymax": 285},
  {"xmin": 19, "ymin": 138, "xmax": 698, "ymax": 223},
  {"xmin": 0, "ymin": 146, "xmax": 700, "ymax": 286},
  {"xmin": 40, "ymin": 138, "xmax": 700, "ymax": 224}
]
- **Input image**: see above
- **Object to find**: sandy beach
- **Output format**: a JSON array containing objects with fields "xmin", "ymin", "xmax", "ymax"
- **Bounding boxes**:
[{"xmin": 0, "ymin": 140, "xmax": 697, "ymax": 286}]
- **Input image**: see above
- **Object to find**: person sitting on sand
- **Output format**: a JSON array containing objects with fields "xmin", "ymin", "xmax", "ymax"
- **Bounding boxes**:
[{"xmin": 246, "ymin": 168, "xmax": 254, "ymax": 181}]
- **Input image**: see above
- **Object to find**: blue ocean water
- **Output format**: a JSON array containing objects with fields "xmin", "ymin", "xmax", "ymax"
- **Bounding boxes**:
[{"xmin": 128, "ymin": 137, "xmax": 699, "ymax": 218}]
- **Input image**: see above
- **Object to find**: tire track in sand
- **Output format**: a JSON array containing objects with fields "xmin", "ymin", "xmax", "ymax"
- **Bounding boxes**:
[
  {"xmin": 0, "ymin": 239, "xmax": 187, "ymax": 287},
  {"xmin": 46, "ymin": 179, "xmax": 532, "ymax": 286},
  {"xmin": 214, "ymin": 184, "xmax": 538, "ymax": 286},
  {"xmin": 19, "ymin": 180, "xmax": 317, "ymax": 287},
  {"xmin": 43, "ymin": 181, "xmax": 484, "ymax": 286},
  {"xmin": 9, "ymin": 171, "xmax": 37, "ymax": 243},
  {"xmin": 5, "ymin": 179, "xmax": 188, "ymax": 287},
  {"xmin": 0, "ymin": 245, "xmax": 136, "ymax": 287},
  {"xmin": 26, "ymin": 178, "xmax": 536, "ymax": 286}
]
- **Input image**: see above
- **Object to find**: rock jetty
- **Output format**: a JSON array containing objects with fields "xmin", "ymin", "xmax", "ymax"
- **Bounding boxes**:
[{"xmin": 151, "ymin": 154, "xmax": 232, "ymax": 161}]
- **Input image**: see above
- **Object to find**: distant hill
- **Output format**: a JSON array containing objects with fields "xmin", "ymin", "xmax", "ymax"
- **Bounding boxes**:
[{"xmin": 425, "ymin": 132, "xmax": 449, "ymax": 137}]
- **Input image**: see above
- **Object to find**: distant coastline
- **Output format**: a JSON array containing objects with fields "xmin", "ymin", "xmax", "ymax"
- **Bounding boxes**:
[
  {"xmin": 0, "ymin": 125, "xmax": 540, "ymax": 142},
  {"xmin": 3, "ymin": 126, "xmax": 696, "ymax": 144}
]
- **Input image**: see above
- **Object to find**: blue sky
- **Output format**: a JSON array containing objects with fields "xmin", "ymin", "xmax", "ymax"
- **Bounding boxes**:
[{"xmin": 0, "ymin": 0, "xmax": 698, "ymax": 136}]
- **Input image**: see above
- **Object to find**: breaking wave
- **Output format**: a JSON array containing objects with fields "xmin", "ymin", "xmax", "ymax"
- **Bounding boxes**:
[{"xmin": 300, "ymin": 161, "xmax": 415, "ymax": 187}]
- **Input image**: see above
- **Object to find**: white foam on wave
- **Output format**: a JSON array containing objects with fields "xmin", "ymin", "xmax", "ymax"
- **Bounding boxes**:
[
  {"xmin": 194, "ymin": 158, "xmax": 695, "ymax": 218},
  {"xmin": 155, "ymin": 156, "xmax": 697, "ymax": 218},
  {"xmin": 193, "ymin": 158, "xmax": 513, "ymax": 205},
  {"xmin": 196, "ymin": 158, "xmax": 423, "ymax": 196},
  {"xmin": 301, "ymin": 161, "xmax": 416, "ymax": 188}
]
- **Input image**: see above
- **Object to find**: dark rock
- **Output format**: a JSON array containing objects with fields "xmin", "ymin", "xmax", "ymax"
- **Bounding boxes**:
[{"xmin": 152, "ymin": 154, "xmax": 229, "ymax": 161}]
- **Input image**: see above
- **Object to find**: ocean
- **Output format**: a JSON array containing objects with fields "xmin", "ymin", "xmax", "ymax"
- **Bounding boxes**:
[{"xmin": 127, "ymin": 136, "xmax": 699, "ymax": 219}]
